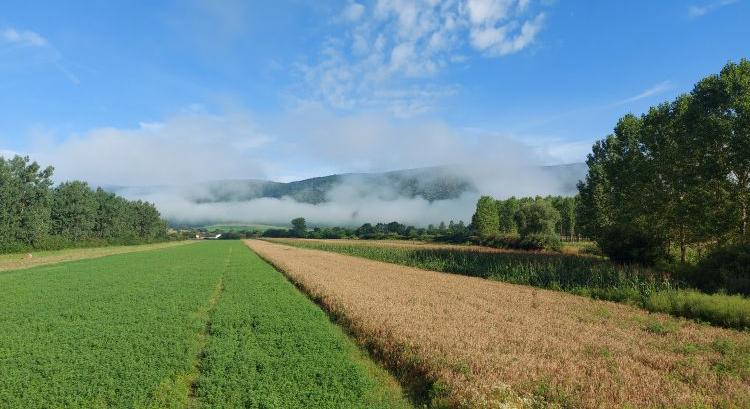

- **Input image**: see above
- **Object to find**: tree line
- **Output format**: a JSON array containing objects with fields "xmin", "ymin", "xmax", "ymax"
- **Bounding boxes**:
[
  {"xmin": 471, "ymin": 195, "xmax": 577, "ymax": 250},
  {"xmin": 261, "ymin": 217, "xmax": 472, "ymax": 242},
  {"xmin": 577, "ymin": 59, "xmax": 749, "ymax": 265},
  {"xmin": 0, "ymin": 156, "xmax": 168, "ymax": 253}
]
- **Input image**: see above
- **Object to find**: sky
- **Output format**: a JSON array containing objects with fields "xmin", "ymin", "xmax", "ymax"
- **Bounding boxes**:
[{"xmin": 1, "ymin": 0, "xmax": 749, "ymax": 187}]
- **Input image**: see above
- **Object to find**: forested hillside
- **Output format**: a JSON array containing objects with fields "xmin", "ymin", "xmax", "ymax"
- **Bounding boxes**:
[
  {"xmin": 111, "ymin": 164, "xmax": 586, "ymax": 205},
  {"xmin": 0, "ymin": 156, "xmax": 167, "ymax": 253}
]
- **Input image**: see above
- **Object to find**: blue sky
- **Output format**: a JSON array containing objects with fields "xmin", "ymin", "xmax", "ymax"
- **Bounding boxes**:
[{"xmin": 1, "ymin": 0, "xmax": 749, "ymax": 185}]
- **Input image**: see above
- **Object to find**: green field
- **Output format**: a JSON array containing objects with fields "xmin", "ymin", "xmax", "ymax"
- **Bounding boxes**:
[{"xmin": 0, "ymin": 241, "xmax": 409, "ymax": 408}]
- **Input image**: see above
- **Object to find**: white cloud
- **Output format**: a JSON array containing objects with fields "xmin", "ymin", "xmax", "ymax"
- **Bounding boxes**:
[
  {"xmin": 32, "ymin": 112, "xmax": 272, "ymax": 186},
  {"xmin": 342, "ymin": 2, "xmax": 366, "ymax": 21},
  {"xmin": 299, "ymin": 0, "xmax": 548, "ymax": 116},
  {"xmin": 1, "ymin": 26, "xmax": 80, "ymax": 84},
  {"xmin": 1, "ymin": 28, "xmax": 47, "ymax": 47},
  {"xmin": 688, "ymin": 0, "xmax": 738, "ymax": 17},
  {"xmin": 617, "ymin": 81, "xmax": 672, "ymax": 105}
]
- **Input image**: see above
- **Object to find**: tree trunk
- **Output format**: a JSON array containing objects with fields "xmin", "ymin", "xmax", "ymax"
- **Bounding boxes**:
[{"xmin": 679, "ymin": 225, "xmax": 686, "ymax": 264}]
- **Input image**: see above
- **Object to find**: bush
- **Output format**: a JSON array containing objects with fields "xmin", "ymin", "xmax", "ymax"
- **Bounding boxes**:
[
  {"xmin": 519, "ymin": 234, "xmax": 562, "ymax": 251},
  {"xmin": 687, "ymin": 244, "xmax": 750, "ymax": 295},
  {"xmin": 598, "ymin": 225, "xmax": 669, "ymax": 265}
]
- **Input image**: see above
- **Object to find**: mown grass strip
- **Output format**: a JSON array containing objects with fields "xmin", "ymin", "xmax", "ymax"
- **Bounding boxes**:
[
  {"xmin": 270, "ymin": 238, "xmax": 750, "ymax": 329},
  {"xmin": 193, "ymin": 241, "xmax": 411, "ymax": 409},
  {"xmin": 0, "ymin": 240, "xmax": 194, "ymax": 272}
]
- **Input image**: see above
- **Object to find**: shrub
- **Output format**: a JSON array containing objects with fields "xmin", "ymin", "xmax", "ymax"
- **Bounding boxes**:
[
  {"xmin": 598, "ymin": 225, "xmax": 670, "ymax": 266},
  {"xmin": 519, "ymin": 234, "xmax": 562, "ymax": 251},
  {"xmin": 688, "ymin": 244, "xmax": 750, "ymax": 295}
]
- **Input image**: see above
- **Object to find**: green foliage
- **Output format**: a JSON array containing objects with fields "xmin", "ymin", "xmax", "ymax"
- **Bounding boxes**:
[
  {"xmin": 644, "ymin": 290, "xmax": 750, "ymax": 329},
  {"xmin": 471, "ymin": 196, "xmax": 500, "ymax": 237},
  {"xmin": 0, "ymin": 242, "xmax": 409, "ymax": 408},
  {"xmin": 0, "ymin": 155, "xmax": 167, "ymax": 253},
  {"xmin": 0, "ymin": 155, "xmax": 54, "ymax": 249},
  {"xmin": 497, "ymin": 196, "xmax": 519, "ymax": 234},
  {"xmin": 577, "ymin": 59, "xmax": 750, "ymax": 264},
  {"xmin": 519, "ymin": 233, "xmax": 562, "ymax": 252},
  {"xmin": 291, "ymin": 217, "xmax": 307, "ymax": 236},
  {"xmin": 51, "ymin": 181, "xmax": 98, "ymax": 241},
  {"xmin": 471, "ymin": 195, "xmax": 568, "ymax": 250},
  {"xmin": 515, "ymin": 198, "xmax": 561, "ymax": 236},
  {"xmin": 688, "ymin": 243, "xmax": 750, "ymax": 295},
  {"xmin": 598, "ymin": 225, "xmax": 670, "ymax": 266}
]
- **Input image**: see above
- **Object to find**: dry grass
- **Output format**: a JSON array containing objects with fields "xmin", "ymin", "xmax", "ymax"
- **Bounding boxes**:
[
  {"xmin": 0, "ymin": 241, "xmax": 194, "ymax": 272},
  {"xmin": 246, "ymin": 239, "xmax": 750, "ymax": 408}
]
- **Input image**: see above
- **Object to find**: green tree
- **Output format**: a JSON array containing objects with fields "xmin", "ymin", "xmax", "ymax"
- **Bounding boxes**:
[
  {"xmin": 471, "ymin": 196, "xmax": 500, "ymax": 237},
  {"xmin": 51, "ymin": 181, "xmax": 98, "ymax": 241},
  {"xmin": 497, "ymin": 197, "xmax": 519, "ymax": 235},
  {"xmin": 0, "ymin": 156, "xmax": 54, "ymax": 250},
  {"xmin": 291, "ymin": 217, "xmax": 307, "ymax": 236},
  {"xmin": 692, "ymin": 59, "xmax": 750, "ymax": 241},
  {"xmin": 515, "ymin": 198, "xmax": 561, "ymax": 237}
]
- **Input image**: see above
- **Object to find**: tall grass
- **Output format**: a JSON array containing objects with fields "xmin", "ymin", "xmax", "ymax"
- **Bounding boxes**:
[{"xmin": 275, "ymin": 239, "xmax": 750, "ymax": 330}]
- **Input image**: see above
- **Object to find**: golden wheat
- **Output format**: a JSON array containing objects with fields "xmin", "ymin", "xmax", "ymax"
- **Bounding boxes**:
[{"xmin": 246, "ymin": 239, "xmax": 750, "ymax": 408}]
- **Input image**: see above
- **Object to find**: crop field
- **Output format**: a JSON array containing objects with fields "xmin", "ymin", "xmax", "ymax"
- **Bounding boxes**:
[
  {"xmin": 0, "ymin": 241, "xmax": 408, "ymax": 408},
  {"xmin": 247, "ymin": 239, "xmax": 750, "ymax": 408},
  {"xmin": 268, "ymin": 238, "xmax": 750, "ymax": 329}
]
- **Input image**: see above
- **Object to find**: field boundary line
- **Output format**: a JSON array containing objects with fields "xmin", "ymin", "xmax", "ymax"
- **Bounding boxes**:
[
  {"xmin": 143, "ymin": 245, "xmax": 228, "ymax": 409},
  {"xmin": 186, "ymin": 246, "xmax": 232, "ymax": 407},
  {"xmin": 243, "ymin": 239, "xmax": 435, "ymax": 406}
]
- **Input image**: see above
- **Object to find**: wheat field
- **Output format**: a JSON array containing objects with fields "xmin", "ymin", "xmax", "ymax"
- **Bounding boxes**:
[{"xmin": 246, "ymin": 239, "xmax": 750, "ymax": 408}]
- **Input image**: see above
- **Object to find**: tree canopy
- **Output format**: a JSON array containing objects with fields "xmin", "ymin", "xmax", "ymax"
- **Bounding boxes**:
[{"xmin": 0, "ymin": 155, "xmax": 168, "ymax": 253}]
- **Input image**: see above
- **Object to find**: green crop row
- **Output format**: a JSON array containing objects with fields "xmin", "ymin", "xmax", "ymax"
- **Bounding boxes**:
[
  {"xmin": 276, "ymin": 240, "xmax": 750, "ymax": 330},
  {"xmin": 193, "ymin": 242, "xmax": 410, "ymax": 408}
]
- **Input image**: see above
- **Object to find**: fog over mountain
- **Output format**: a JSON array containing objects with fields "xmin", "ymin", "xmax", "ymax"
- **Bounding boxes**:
[{"xmin": 109, "ymin": 163, "xmax": 587, "ymax": 227}]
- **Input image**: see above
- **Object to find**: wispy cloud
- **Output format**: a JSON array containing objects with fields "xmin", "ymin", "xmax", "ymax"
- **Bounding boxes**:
[
  {"xmin": 0, "ymin": 26, "xmax": 79, "ymax": 85},
  {"xmin": 1, "ymin": 28, "xmax": 48, "ymax": 47},
  {"xmin": 688, "ymin": 0, "xmax": 738, "ymax": 17},
  {"xmin": 298, "ymin": 0, "xmax": 550, "ymax": 117},
  {"xmin": 617, "ymin": 81, "xmax": 673, "ymax": 105}
]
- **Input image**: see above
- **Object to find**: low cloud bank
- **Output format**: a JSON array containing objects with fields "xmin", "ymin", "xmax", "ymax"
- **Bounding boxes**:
[
  {"xmin": 10, "ymin": 108, "xmax": 582, "ymax": 227},
  {"xmin": 118, "ymin": 163, "xmax": 577, "ymax": 227}
]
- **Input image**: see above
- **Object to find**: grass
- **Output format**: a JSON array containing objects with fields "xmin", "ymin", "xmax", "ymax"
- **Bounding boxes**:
[
  {"xmin": 0, "ymin": 240, "xmax": 193, "ymax": 272},
  {"xmin": 248, "ymin": 239, "xmax": 750, "ymax": 408},
  {"xmin": 0, "ymin": 241, "xmax": 409, "ymax": 408},
  {"xmin": 269, "ymin": 238, "xmax": 750, "ymax": 330},
  {"xmin": 194, "ymin": 242, "xmax": 410, "ymax": 408}
]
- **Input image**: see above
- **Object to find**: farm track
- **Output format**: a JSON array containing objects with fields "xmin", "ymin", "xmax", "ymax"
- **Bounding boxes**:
[
  {"xmin": 246, "ymin": 239, "xmax": 750, "ymax": 408},
  {"xmin": 0, "ymin": 240, "xmax": 195, "ymax": 272},
  {"xmin": 185, "ymin": 246, "xmax": 231, "ymax": 406}
]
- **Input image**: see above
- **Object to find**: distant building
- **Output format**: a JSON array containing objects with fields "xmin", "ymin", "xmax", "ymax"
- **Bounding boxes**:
[{"xmin": 195, "ymin": 233, "xmax": 222, "ymax": 240}]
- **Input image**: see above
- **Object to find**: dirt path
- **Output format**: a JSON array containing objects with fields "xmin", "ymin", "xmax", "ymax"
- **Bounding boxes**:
[
  {"xmin": 0, "ymin": 241, "xmax": 195, "ymax": 273},
  {"xmin": 245, "ymin": 239, "xmax": 750, "ymax": 408}
]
